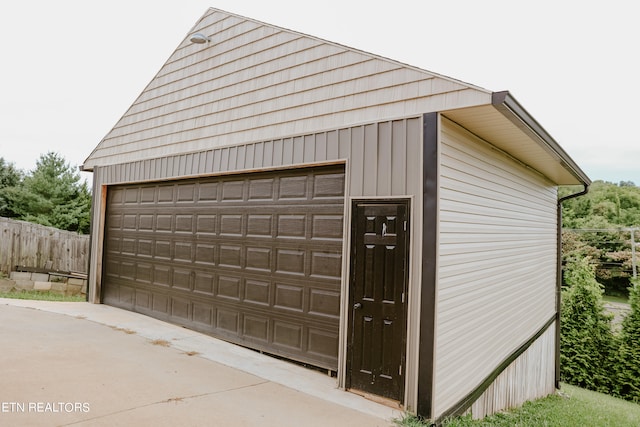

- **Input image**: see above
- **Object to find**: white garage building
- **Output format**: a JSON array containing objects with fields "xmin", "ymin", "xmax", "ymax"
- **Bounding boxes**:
[{"xmin": 82, "ymin": 8, "xmax": 590, "ymax": 423}]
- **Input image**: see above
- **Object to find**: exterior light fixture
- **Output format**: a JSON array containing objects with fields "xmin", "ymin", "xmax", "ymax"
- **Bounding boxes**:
[{"xmin": 190, "ymin": 33, "xmax": 211, "ymax": 44}]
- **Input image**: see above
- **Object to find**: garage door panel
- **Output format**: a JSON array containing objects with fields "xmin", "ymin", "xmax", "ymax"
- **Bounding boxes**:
[
  {"xmin": 275, "ymin": 249, "xmax": 305, "ymax": 275},
  {"xmin": 274, "ymin": 283, "xmax": 304, "ymax": 312},
  {"xmin": 153, "ymin": 265, "xmax": 171, "ymax": 287},
  {"xmin": 107, "ymin": 213, "xmax": 122, "ymax": 229},
  {"xmin": 217, "ymin": 275, "xmax": 241, "ymax": 300},
  {"xmin": 139, "ymin": 214, "xmax": 154, "ymax": 230},
  {"xmin": 278, "ymin": 176, "xmax": 307, "ymax": 199},
  {"xmin": 103, "ymin": 280, "xmax": 119, "ymax": 303},
  {"xmin": 274, "ymin": 320, "xmax": 303, "ymax": 350},
  {"xmin": 172, "ymin": 242, "xmax": 192, "ymax": 263},
  {"xmin": 172, "ymin": 268, "xmax": 192, "ymax": 290},
  {"xmin": 219, "ymin": 245, "xmax": 243, "ymax": 268},
  {"xmin": 175, "ymin": 215, "xmax": 194, "ymax": 233},
  {"xmin": 248, "ymin": 178, "xmax": 275, "ymax": 200},
  {"xmin": 124, "ymin": 188, "xmax": 138, "ymax": 203},
  {"xmin": 245, "ymin": 246, "xmax": 272, "ymax": 271},
  {"xmin": 196, "ymin": 214, "xmax": 217, "ymax": 234},
  {"xmin": 135, "ymin": 263, "xmax": 152, "ymax": 283},
  {"xmin": 312, "ymin": 214, "xmax": 344, "ymax": 240},
  {"xmin": 138, "ymin": 239, "xmax": 153, "ymax": 257},
  {"xmin": 135, "ymin": 289, "xmax": 151, "ymax": 309},
  {"xmin": 308, "ymin": 328, "xmax": 340, "ymax": 358},
  {"xmin": 140, "ymin": 186, "xmax": 155, "ymax": 203},
  {"xmin": 309, "ymin": 288, "xmax": 341, "ymax": 318},
  {"xmin": 193, "ymin": 302, "xmax": 214, "ymax": 326},
  {"xmin": 220, "ymin": 214, "xmax": 243, "ymax": 236},
  {"xmin": 243, "ymin": 315, "xmax": 269, "ymax": 341},
  {"xmin": 156, "ymin": 215, "xmax": 172, "ymax": 232},
  {"xmin": 198, "ymin": 182, "xmax": 219, "ymax": 201},
  {"xmin": 152, "ymin": 293, "xmax": 169, "ymax": 314},
  {"xmin": 194, "ymin": 271, "xmax": 215, "ymax": 295},
  {"xmin": 247, "ymin": 214, "xmax": 273, "ymax": 236},
  {"xmin": 105, "ymin": 261, "xmax": 342, "ymax": 315},
  {"xmin": 154, "ymin": 240, "xmax": 171, "ymax": 259},
  {"xmin": 313, "ymin": 172, "xmax": 346, "ymax": 198},
  {"xmin": 310, "ymin": 250, "xmax": 343, "ymax": 279},
  {"xmin": 244, "ymin": 279, "xmax": 271, "ymax": 305},
  {"xmin": 194, "ymin": 244, "xmax": 216, "ymax": 265},
  {"xmin": 217, "ymin": 308, "xmax": 240, "ymax": 333},
  {"xmin": 157, "ymin": 185, "xmax": 174, "ymax": 203},
  {"xmin": 221, "ymin": 180, "xmax": 244, "ymax": 201},
  {"xmin": 122, "ymin": 214, "xmax": 137, "ymax": 230},
  {"xmin": 105, "ymin": 278, "xmax": 341, "ymax": 367},
  {"xmin": 171, "ymin": 297, "xmax": 191, "ymax": 320},
  {"xmin": 103, "ymin": 165, "xmax": 344, "ymax": 370},
  {"xmin": 177, "ymin": 183, "xmax": 196, "ymax": 202}
]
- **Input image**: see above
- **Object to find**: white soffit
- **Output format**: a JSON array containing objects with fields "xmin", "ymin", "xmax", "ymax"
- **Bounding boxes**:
[{"xmin": 442, "ymin": 94, "xmax": 590, "ymax": 187}]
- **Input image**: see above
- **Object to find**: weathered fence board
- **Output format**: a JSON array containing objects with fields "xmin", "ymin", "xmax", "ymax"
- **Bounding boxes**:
[{"xmin": 0, "ymin": 217, "xmax": 89, "ymax": 274}]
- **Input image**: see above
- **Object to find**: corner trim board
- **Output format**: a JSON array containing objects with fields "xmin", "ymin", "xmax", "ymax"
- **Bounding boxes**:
[{"xmin": 417, "ymin": 112, "xmax": 439, "ymax": 418}]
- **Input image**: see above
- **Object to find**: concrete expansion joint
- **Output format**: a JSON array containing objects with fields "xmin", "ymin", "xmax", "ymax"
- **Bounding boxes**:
[{"xmin": 57, "ymin": 381, "xmax": 271, "ymax": 426}]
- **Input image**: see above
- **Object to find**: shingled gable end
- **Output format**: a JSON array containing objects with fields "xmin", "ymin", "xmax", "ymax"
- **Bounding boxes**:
[{"xmin": 83, "ymin": 7, "xmax": 590, "ymax": 423}]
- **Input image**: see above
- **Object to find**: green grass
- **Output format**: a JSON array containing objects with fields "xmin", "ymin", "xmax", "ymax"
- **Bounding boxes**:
[
  {"xmin": 0, "ymin": 289, "xmax": 85, "ymax": 302},
  {"xmin": 395, "ymin": 383, "xmax": 640, "ymax": 427},
  {"xmin": 603, "ymin": 294, "xmax": 630, "ymax": 304}
]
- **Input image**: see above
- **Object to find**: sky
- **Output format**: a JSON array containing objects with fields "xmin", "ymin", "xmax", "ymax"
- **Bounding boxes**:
[{"xmin": 1, "ymin": 0, "xmax": 638, "ymax": 185}]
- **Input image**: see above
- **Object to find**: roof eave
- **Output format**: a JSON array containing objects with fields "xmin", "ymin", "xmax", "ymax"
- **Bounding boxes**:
[{"xmin": 491, "ymin": 91, "xmax": 591, "ymax": 186}]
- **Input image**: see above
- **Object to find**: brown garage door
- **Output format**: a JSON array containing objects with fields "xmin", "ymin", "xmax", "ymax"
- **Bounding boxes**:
[{"xmin": 102, "ymin": 165, "xmax": 345, "ymax": 370}]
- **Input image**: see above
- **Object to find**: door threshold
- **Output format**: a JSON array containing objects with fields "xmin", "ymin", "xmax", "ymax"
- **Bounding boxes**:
[{"xmin": 348, "ymin": 388, "xmax": 403, "ymax": 410}]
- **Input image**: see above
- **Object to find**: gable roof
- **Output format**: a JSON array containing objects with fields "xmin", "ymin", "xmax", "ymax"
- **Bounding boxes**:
[{"xmin": 83, "ymin": 8, "xmax": 589, "ymax": 186}]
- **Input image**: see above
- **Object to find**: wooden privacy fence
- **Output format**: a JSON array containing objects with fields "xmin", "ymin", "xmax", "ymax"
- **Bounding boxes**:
[{"xmin": 0, "ymin": 217, "xmax": 89, "ymax": 274}]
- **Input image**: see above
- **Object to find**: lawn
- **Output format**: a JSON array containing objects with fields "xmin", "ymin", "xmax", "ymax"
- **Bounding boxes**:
[
  {"xmin": 0, "ymin": 289, "xmax": 85, "ymax": 302},
  {"xmin": 395, "ymin": 383, "xmax": 640, "ymax": 427},
  {"xmin": 603, "ymin": 294, "xmax": 630, "ymax": 305}
]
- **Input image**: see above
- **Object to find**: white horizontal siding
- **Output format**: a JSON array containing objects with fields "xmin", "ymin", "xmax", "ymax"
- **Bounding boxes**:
[
  {"xmin": 84, "ymin": 8, "xmax": 489, "ymax": 169},
  {"xmin": 432, "ymin": 118, "xmax": 557, "ymax": 418}
]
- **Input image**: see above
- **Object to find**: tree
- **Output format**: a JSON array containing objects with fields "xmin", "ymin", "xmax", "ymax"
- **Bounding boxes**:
[
  {"xmin": 3, "ymin": 152, "xmax": 91, "ymax": 233},
  {"xmin": 615, "ymin": 280, "xmax": 640, "ymax": 402},
  {"xmin": 0, "ymin": 158, "xmax": 24, "ymax": 217},
  {"xmin": 0, "ymin": 158, "xmax": 22, "ymax": 188},
  {"xmin": 562, "ymin": 181, "xmax": 640, "ymax": 228},
  {"xmin": 561, "ymin": 257, "xmax": 617, "ymax": 394},
  {"xmin": 561, "ymin": 181, "xmax": 640, "ymax": 296}
]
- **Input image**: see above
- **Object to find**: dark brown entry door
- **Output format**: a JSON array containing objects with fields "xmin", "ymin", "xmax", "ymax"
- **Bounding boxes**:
[{"xmin": 348, "ymin": 200, "xmax": 409, "ymax": 402}]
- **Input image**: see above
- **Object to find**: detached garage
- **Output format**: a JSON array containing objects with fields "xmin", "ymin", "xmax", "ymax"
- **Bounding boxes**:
[{"xmin": 82, "ymin": 8, "xmax": 590, "ymax": 423}]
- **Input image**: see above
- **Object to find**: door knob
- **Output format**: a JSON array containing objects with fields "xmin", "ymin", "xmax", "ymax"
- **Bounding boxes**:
[{"xmin": 353, "ymin": 302, "xmax": 363, "ymax": 309}]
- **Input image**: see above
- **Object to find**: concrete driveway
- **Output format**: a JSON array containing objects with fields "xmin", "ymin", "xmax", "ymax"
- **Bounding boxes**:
[{"xmin": 0, "ymin": 299, "xmax": 400, "ymax": 426}]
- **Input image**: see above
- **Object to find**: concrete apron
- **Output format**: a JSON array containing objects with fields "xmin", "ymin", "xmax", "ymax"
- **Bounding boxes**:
[{"xmin": 0, "ymin": 298, "xmax": 400, "ymax": 426}]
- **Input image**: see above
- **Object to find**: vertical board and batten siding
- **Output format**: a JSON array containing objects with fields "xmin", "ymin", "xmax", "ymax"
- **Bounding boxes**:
[
  {"xmin": 92, "ymin": 118, "xmax": 422, "ymax": 197},
  {"xmin": 0, "ymin": 217, "xmax": 89, "ymax": 274},
  {"xmin": 84, "ymin": 8, "xmax": 489, "ymax": 169},
  {"xmin": 432, "ymin": 118, "xmax": 557, "ymax": 418}
]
